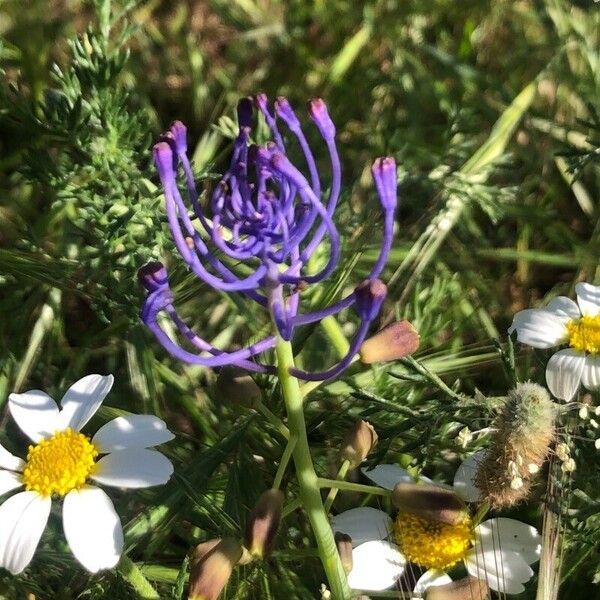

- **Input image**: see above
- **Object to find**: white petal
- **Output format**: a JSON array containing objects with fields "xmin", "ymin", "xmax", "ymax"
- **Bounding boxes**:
[
  {"xmin": 465, "ymin": 548, "xmax": 533, "ymax": 594},
  {"xmin": 546, "ymin": 349, "xmax": 585, "ymax": 401},
  {"xmin": 63, "ymin": 486, "xmax": 123, "ymax": 572},
  {"xmin": 453, "ymin": 450, "xmax": 486, "ymax": 502},
  {"xmin": 582, "ymin": 356, "xmax": 600, "ymax": 390},
  {"xmin": 8, "ymin": 390, "xmax": 59, "ymax": 442},
  {"xmin": 92, "ymin": 415, "xmax": 174, "ymax": 453},
  {"xmin": 0, "ymin": 491, "xmax": 51, "ymax": 574},
  {"xmin": 413, "ymin": 569, "xmax": 452, "ymax": 594},
  {"xmin": 509, "ymin": 309, "xmax": 569, "ymax": 349},
  {"xmin": 0, "ymin": 443, "xmax": 24, "ymax": 472},
  {"xmin": 57, "ymin": 374, "xmax": 114, "ymax": 431},
  {"xmin": 347, "ymin": 541, "xmax": 405, "ymax": 591},
  {"xmin": 91, "ymin": 449, "xmax": 173, "ymax": 488},
  {"xmin": 331, "ymin": 507, "xmax": 392, "ymax": 546},
  {"xmin": 576, "ymin": 282, "xmax": 600, "ymax": 316},
  {"xmin": 0, "ymin": 471, "xmax": 23, "ymax": 496},
  {"xmin": 361, "ymin": 464, "xmax": 428, "ymax": 490},
  {"xmin": 475, "ymin": 518, "xmax": 541, "ymax": 564},
  {"xmin": 545, "ymin": 297, "xmax": 581, "ymax": 319}
]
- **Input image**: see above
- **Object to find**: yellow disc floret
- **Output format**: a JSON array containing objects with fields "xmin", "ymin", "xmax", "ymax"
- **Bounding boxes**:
[
  {"xmin": 394, "ymin": 511, "xmax": 474, "ymax": 570},
  {"xmin": 21, "ymin": 428, "xmax": 98, "ymax": 497},
  {"xmin": 567, "ymin": 314, "xmax": 600, "ymax": 354}
]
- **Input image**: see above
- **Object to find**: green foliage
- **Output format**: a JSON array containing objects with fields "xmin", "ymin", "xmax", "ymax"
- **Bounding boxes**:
[{"xmin": 0, "ymin": 0, "xmax": 599, "ymax": 598}]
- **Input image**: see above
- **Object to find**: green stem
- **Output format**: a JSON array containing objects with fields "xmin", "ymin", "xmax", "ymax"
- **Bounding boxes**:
[
  {"xmin": 254, "ymin": 397, "xmax": 290, "ymax": 439},
  {"xmin": 275, "ymin": 337, "xmax": 352, "ymax": 600},
  {"xmin": 317, "ymin": 478, "xmax": 391, "ymax": 498},
  {"xmin": 323, "ymin": 460, "xmax": 350, "ymax": 513},
  {"xmin": 282, "ymin": 497, "xmax": 303, "ymax": 517},
  {"xmin": 273, "ymin": 435, "xmax": 297, "ymax": 489},
  {"xmin": 320, "ymin": 315, "xmax": 351, "ymax": 358},
  {"xmin": 118, "ymin": 555, "xmax": 160, "ymax": 599}
]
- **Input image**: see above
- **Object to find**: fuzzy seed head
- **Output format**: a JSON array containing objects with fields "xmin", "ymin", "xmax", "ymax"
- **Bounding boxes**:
[{"xmin": 474, "ymin": 382, "xmax": 555, "ymax": 509}]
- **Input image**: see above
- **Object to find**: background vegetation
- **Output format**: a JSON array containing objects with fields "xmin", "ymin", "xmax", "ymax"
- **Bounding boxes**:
[{"xmin": 0, "ymin": 0, "xmax": 599, "ymax": 598}]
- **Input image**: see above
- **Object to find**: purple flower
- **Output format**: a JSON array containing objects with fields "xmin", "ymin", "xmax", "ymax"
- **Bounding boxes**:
[{"xmin": 139, "ymin": 95, "xmax": 397, "ymax": 380}]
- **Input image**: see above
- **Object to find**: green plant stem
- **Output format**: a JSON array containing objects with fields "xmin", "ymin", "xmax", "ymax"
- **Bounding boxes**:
[
  {"xmin": 323, "ymin": 460, "xmax": 351, "ymax": 513},
  {"xmin": 282, "ymin": 497, "xmax": 303, "ymax": 517},
  {"xmin": 317, "ymin": 478, "xmax": 391, "ymax": 498},
  {"xmin": 273, "ymin": 435, "xmax": 297, "ymax": 489},
  {"xmin": 254, "ymin": 397, "xmax": 290, "ymax": 439},
  {"xmin": 320, "ymin": 315, "xmax": 351, "ymax": 358},
  {"xmin": 118, "ymin": 555, "xmax": 161, "ymax": 599},
  {"xmin": 275, "ymin": 337, "xmax": 352, "ymax": 600}
]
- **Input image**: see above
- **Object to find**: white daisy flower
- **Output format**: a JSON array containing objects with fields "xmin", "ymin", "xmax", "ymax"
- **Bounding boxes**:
[
  {"xmin": 0, "ymin": 374, "xmax": 174, "ymax": 575},
  {"xmin": 331, "ymin": 463, "xmax": 541, "ymax": 595},
  {"xmin": 509, "ymin": 282, "xmax": 600, "ymax": 401}
]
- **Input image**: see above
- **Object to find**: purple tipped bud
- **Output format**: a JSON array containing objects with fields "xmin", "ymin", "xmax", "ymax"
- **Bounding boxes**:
[
  {"xmin": 359, "ymin": 320, "xmax": 420, "ymax": 364},
  {"xmin": 426, "ymin": 576, "xmax": 489, "ymax": 600},
  {"xmin": 308, "ymin": 98, "xmax": 335, "ymax": 139},
  {"xmin": 269, "ymin": 153, "xmax": 307, "ymax": 189},
  {"xmin": 371, "ymin": 157, "xmax": 397, "ymax": 211},
  {"xmin": 334, "ymin": 532, "xmax": 353, "ymax": 574},
  {"xmin": 354, "ymin": 279, "xmax": 387, "ymax": 321},
  {"xmin": 245, "ymin": 489, "xmax": 284, "ymax": 558},
  {"xmin": 392, "ymin": 483, "xmax": 468, "ymax": 526},
  {"xmin": 237, "ymin": 97, "xmax": 253, "ymax": 129},
  {"xmin": 170, "ymin": 120, "xmax": 188, "ymax": 154},
  {"xmin": 254, "ymin": 92, "xmax": 269, "ymax": 113},
  {"xmin": 138, "ymin": 261, "xmax": 169, "ymax": 292},
  {"xmin": 153, "ymin": 142, "xmax": 175, "ymax": 182},
  {"xmin": 188, "ymin": 538, "xmax": 243, "ymax": 600},
  {"xmin": 275, "ymin": 96, "xmax": 300, "ymax": 131},
  {"xmin": 340, "ymin": 420, "xmax": 378, "ymax": 468}
]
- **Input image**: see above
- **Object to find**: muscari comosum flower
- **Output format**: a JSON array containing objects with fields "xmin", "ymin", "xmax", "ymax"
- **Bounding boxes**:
[{"xmin": 139, "ymin": 95, "xmax": 397, "ymax": 380}]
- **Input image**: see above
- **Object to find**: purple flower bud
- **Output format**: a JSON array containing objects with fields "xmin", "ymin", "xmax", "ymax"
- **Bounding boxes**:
[
  {"xmin": 371, "ymin": 157, "xmax": 397, "ymax": 211},
  {"xmin": 354, "ymin": 279, "xmax": 387, "ymax": 320},
  {"xmin": 138, "ymin": 261, "xmax": 169, "ymax": 292},
  {"xmin": 170, "ymin": 120, "xmax": 188, "ymax": 155},
  {"xmin": 275, "ymin": 96, "xmax": 300, "ymax": 131},
  {"xmin": 254, "ymin": 92, "xmax": 269, "ymax": 113},
  {"xmin": 308, "ymin": 98, "xmax": 335, "ymax": 139},
  {"xmin": 237, "ymin": 97, "xmax": 253, "ymax": 129},
  {"xmin": 153, "ymin": 142, "xmax": 175, "ymax": 183}
]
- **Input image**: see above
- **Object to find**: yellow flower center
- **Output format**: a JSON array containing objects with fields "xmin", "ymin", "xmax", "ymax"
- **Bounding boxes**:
[
  {"xmin": 21, "ymin": 428, "xmax": 98, "ymax": 497},
  {"xmin": 567, "ymin": 314, "xmax": 600, "ymax": 354},
  {"xmin": 394, "ymin": 511, "xmax": 474, "ymax": 570}
]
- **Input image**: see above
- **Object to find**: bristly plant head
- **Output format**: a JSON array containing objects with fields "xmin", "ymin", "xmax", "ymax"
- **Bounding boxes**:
[
  {"xmin": 475, "ymin": 381, "xmax": 556, "ymax": 509},
  {"xmin": 139, "ymin": 96, "xmax": 398, "ymax": 380}
]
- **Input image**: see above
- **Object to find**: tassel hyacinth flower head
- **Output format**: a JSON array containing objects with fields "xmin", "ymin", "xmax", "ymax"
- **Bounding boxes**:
[{"xmin": 139, "ymin": 95, "xmax": 398, "ymax": 380}]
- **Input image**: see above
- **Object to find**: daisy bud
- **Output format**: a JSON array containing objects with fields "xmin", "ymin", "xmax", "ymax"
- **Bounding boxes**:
[
  {"xmin": 245, "ymin": 489, "xmax": 284, "ymax": 559},
  {"xmin": 188, "ymin": 537, "xmax": 242, "ymax": 600},
  {"xmin": 392, "ymin": 483, "xmax": 468, "ymax": 526},
  {"xmin": 334, "ymin": 532, "xmax": 353, "ymax": 574},
  {"xmin": 359, "ymin": 320, "xmax": 420, "ymax": 364},
  {"xmin": 215, "ymin": 366, "xmax": 262, "ymax": 408},
  {"xmin": 561, "ymin": 458, "xmax": 576, "ymax": 472},
  {"xmin": 474, "ymin": 382, "xmax": 555, "ymax": 509},
  {"xmin": 426, "ymin": 576, "xmax": 488, "ymax": 600},
  {"xmin": 340, "ymin": 420, "xmax": 378, "ymax": 468}
]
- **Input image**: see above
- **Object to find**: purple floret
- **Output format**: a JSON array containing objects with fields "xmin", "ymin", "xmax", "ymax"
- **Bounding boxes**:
[{"xmin": 140, "ymin": 95, "xmax": 398, "ymax": 380}]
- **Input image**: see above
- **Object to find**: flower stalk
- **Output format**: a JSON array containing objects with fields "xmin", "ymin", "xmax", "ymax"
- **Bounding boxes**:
[
  {"xmin": 117, "ymin": 555, "xmax": 161, "ymax": 600},
  {"xmin": 275, "ymin": 337, "xmax": 352, "ymax": 599}
]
